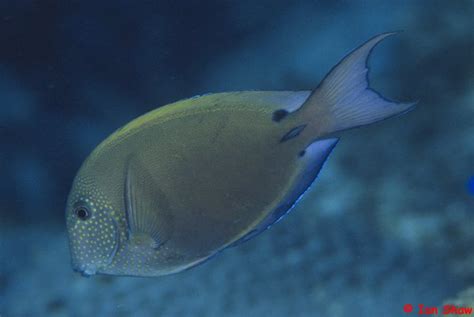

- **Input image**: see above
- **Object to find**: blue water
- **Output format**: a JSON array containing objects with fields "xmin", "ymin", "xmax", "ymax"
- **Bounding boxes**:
[{"xmin": 1, "ymin": 1, "xmax": 473, "ymax": 316}]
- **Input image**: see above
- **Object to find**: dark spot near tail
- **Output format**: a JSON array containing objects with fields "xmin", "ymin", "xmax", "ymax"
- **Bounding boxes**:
[
  {"xmin": 280, "ymin": 124, "xmax": 307, "ymax": 143},
  {"xmin": 272, "ymin": 109, "xmax": 288, "ymax": 122},
  {"xmin": 298, "ymin": 150, "xmax": 306, "ymax": 157}
]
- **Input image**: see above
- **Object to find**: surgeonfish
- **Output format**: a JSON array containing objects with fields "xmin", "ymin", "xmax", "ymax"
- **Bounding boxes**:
[{"xmin": 65, "ymin": 33, "xmax": 415, "ymax": 277}]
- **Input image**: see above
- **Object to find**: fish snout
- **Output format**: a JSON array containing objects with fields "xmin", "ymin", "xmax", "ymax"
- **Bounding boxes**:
[{"xmin": 72, "ymin": 264, "xmax": 97, "ymax": 277}]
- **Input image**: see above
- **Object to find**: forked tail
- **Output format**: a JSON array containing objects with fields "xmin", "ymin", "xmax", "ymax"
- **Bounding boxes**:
[{"xmin": 299, "ymin": 32, "xmax": 416, "ymax": 136}]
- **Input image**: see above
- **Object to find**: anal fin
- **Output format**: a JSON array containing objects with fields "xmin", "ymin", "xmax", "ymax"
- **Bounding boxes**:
[{"xmin": 228, "ymin": 138, "xmax": 339, "ymax": 248}]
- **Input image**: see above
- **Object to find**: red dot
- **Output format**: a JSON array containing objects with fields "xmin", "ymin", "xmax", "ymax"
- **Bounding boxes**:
[{"xmin": 403, "ymin": 304, "xmax": 413, "ymax": 313}]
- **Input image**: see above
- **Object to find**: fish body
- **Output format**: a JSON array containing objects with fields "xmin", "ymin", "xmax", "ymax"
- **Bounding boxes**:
[{"xmin": 66, "ymin": 33, "xmax": 415, "ymax": 277}]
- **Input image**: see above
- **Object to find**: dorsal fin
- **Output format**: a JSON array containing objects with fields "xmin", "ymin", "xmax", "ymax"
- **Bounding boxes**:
[{"xmin": 124, "ymin": 157, "xmax": 173, "ymax": 249}]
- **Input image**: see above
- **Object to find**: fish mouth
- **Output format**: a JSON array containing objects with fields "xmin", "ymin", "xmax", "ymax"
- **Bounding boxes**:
[{"xmin": 73, "ymin": 265, "xmax": 98, "ymax": 277}]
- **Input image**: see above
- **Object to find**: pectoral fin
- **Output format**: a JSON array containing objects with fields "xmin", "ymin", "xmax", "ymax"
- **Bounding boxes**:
[{"xmin": 124, "ymin": 157, "xmax": 173, "ymax": 249}]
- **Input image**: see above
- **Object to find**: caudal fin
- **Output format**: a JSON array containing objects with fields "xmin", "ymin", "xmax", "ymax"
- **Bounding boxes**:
[{"xmin": 303, "ymin": 32, "xmax": 416, "ymax": 134}]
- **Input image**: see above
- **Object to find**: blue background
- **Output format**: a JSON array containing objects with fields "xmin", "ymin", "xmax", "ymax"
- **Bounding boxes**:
[{"xmin": 1, "ymin": 1, "xmax": 473, "ymax": 316}]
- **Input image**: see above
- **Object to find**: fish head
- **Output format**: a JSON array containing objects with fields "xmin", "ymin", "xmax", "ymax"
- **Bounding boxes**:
[{"xmin": 65, "ymin": 174, "xmax": 120, "ymax": 277}]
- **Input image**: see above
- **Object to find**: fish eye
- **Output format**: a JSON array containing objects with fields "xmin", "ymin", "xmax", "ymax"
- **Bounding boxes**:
[{"xmin": 75, "ymin": 206, "xmax": 90, "ymax": 220}]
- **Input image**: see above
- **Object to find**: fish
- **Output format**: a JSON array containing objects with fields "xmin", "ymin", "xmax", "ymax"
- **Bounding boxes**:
[
  {"xmin": 468, "ymin": 176, "xmax": 474, "ymax": 195},
  {"xmin": 65, "ymin": 33, "xmax": 415, "ymax": 277}
]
